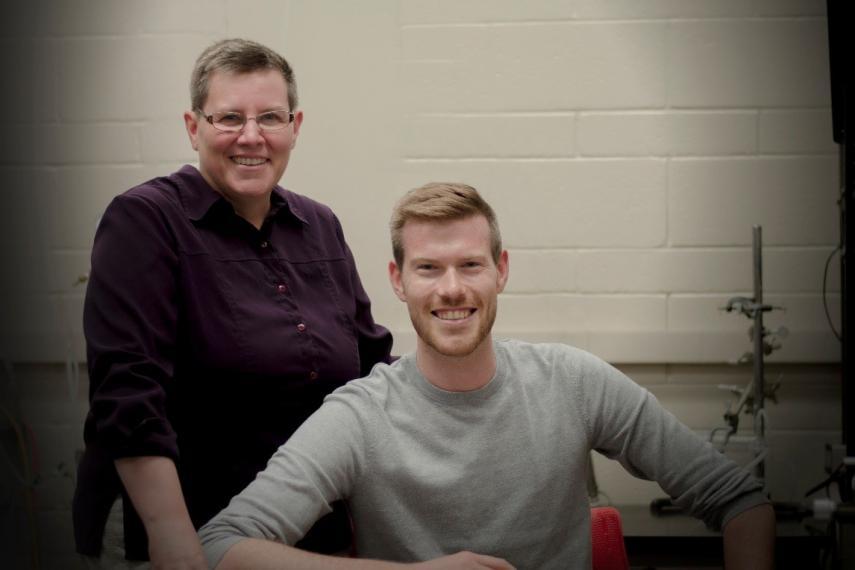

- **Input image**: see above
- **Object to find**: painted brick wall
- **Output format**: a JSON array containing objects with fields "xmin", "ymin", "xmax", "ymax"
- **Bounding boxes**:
[{"xmin": 0, "ymin": 1, "xmax": 842, "ymax": 567}]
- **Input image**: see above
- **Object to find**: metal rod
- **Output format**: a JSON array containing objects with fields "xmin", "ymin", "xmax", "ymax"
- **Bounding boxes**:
[{"xmin": 752, "ymin": 225, "xmax": 766, "ymax": 482}]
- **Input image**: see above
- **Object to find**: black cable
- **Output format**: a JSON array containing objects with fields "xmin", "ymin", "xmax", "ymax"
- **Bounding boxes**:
[{"xmin": 822, "ymin": 246, "xmax": 842, "ymax": 341}]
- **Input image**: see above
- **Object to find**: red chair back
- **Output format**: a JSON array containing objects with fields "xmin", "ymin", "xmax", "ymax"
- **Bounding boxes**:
[{"xmin": 591, "ymin": 506, "xmax": 629, "ymax": 570}]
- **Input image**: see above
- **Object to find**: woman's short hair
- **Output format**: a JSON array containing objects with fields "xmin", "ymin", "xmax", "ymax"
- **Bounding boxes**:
[{"xmin": 190, "ymin": 38, "xmax": 297, "ymax": 112}]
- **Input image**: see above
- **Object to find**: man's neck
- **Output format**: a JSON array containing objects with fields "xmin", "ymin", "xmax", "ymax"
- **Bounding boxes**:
[{"xmin": 415, "ymin": 338, "xmax": 497, "ymax": 392}]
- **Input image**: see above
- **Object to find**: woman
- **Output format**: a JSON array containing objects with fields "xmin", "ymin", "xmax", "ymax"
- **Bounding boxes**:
[{"xmin": 73, "ymin": 38, "xmax": 392, "ymax": 568}]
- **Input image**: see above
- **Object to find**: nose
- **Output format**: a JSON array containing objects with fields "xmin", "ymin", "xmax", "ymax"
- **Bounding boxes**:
[
  {"xmin": 437, "ymin": 269, "xmax": 465, "ymax": 302},
  {"xmin": 237, "ymin": 118, "xmax": 264, "ymax": 144}
]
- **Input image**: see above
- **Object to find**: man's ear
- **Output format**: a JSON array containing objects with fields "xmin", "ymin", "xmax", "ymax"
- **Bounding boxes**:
[
  {"xmin": 389, "ymin": 260, "xmax": 407, "ymax": 302},
  {"xmin": 496, "ymin": 250, "xmax": 509, "ymax": 294},
  {"xmin": 184, "ymin": 110, "xmax": 200, "ymax": 151}
]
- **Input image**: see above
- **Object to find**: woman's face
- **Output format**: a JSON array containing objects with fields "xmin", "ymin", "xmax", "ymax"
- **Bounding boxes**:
[{"xmin": 184, "ymin": 69, "xmax": 303, "ymax": 209}]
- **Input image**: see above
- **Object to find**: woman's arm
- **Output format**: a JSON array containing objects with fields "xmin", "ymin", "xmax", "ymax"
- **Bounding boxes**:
[{"xmin": 115, "ymin": 457, "xmax": 207, "ymax": 569}]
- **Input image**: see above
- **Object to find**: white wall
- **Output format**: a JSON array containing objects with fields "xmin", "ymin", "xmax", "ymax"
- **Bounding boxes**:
[{"xmin": 0, "ymin": 1, "xmax": 842, "ymax": 567}]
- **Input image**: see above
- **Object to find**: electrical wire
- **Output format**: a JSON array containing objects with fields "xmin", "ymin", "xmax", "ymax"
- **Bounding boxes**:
[
  {"xmin": 0, "ymin": 403, "xmax": 40, "ymax": 569},
  {"xmin": 822, "ymin": 246, "xmax": 842, "ymax": 341}
]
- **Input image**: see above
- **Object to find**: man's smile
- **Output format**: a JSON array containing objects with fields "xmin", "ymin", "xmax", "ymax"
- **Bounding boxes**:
[{"xmin": 432, "ymin": 309, "xmax": 476, "ymax": 321}]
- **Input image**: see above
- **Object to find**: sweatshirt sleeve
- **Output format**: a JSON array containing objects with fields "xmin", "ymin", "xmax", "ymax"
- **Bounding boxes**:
[
  {"xmin": 198, "ymin": 387, "xmax": 369, "ymax": 568},
  {"xmin": 575, "ymin": 351, "xmax": 768, "ymax": 530}
]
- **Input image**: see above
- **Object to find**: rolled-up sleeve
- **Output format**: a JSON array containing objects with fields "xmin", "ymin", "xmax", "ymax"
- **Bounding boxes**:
[
  {"xmin": 199, "ymin": 392, "xmax": 367, "ymax": 568},
  {"xmin": 578, "ymin": 353, "xmax": 768, "ymax": 530},
  {"xmin": 83, "ymin": 193, "xmax": 180, "ymax": 460},
  {"xmin": 331, "ymin": 214, "xmax": 394, "ymax": 373}
]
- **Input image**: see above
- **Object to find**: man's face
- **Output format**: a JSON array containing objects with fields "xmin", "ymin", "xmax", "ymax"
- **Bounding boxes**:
[
  {"xmin": 389, "ymin": 215, "xmax": 508, "ymax": 359},
  {"xmin": 184, "ymin": 69, "xmax": 303, "ymax": 206}
]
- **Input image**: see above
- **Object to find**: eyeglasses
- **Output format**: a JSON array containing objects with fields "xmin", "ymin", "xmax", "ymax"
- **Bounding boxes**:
[{"xmin": 198, "ymin": 109, "xmax": 295, "ymax": 133}]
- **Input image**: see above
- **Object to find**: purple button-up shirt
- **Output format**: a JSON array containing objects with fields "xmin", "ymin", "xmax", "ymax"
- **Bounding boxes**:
[{"xmin": 73, "ymin": 165, "xmax": 392, "ymax": 559}]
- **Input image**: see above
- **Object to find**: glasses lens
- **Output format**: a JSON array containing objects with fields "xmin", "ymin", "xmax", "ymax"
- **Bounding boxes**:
[
  {"xmin": 212, "ymin": 112, "xmax": 245, "ymax": 132},
  {"xmin": 257, "ymin": 110, "xmax": 291, "ymax": 131},
  {"xmin": 207, "ymin": 110, "xmax": 292, "ymax": 132}
]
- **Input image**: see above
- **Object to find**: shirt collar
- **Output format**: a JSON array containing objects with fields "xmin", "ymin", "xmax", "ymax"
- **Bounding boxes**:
[{"xmin": 175, "ymin": 164, "xmax": 308, "ymax": 225}]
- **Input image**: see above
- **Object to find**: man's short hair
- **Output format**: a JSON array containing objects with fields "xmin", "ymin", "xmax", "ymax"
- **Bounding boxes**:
[
  {"xmin": 190, "ymin": 38, "xmax": 298, "ymax": 113},
  {"xmin": 390, "ymin": 182, "xmax": 502, "ymax": 266}
]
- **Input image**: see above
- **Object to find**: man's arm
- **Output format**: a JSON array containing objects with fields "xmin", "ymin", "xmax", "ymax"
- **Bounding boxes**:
[
  {"xmin": 722, "ymin": 503, "xmax": 775, "ymax": 570},
  {"xmin": 217, "ymin": 538, "xmax": 515, "ymax": 570},
  {"xmin": 116, "ymin": 456, "xmax": 207, "ymax": 569}
]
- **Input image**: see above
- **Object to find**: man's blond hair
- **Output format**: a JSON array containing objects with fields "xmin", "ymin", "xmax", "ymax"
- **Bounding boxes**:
[{"xmin": 390, "ymin": 182, "xmax": 502, "ymax": 266}]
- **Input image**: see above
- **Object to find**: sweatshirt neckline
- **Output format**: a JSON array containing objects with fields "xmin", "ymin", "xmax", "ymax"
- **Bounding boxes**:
[{"xmin": 402, "ymin": 342, "xmax": 508, "ymax": 406}]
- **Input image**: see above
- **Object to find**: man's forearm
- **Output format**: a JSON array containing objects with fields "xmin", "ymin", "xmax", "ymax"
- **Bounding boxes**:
[
  {"xmin": 722, "ymin": 503, "xmax": 775, "ymax": 570},
  {"xmin": 216, "ymin": 538, "xmax": 398, "ymax": 570},
  {"xmin": 216, "ymin": 539, "xmax": 516, "ymax": 570}
]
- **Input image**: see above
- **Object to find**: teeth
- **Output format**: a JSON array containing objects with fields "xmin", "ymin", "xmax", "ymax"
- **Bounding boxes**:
[
  {"xmin": 436, "ymin": 310, "xmax": 470, "ymax": 321},
  {"xmin": 232, "ymin": 157, "xmax": 267, "ymax": 166}
]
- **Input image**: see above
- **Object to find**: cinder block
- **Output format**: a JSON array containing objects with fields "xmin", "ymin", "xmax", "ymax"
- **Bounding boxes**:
[
  {"xmin": 141, "ymin": 119, "xmax": 198, "ymax": 164},
  {"xmin": 764, "ymin": 384, "xmax": 841, "ymax": 431},
  {"xmin": 578, "ymin": 113, "xmax": 667, "ymax": 157},
  {"xmin": 615, "ymin": 364, "xmax": 668, "ymax": 387},
  {"xmin": 399, "ymin": 0, "xmax": 826, "ymax": 24},
  {"xmin": 0, "ymin": 126, "xmax": 41, "ymax": 165},
  {"xmin": 402, "ymin": 26, "xmax": 490, "ymax": 62},
  {"xmin": 400, "ymin": 159, "xmax": 667, "ymax": 247},
  {"xmin": 47, "ymin": 251, "xmax": 91, "ymax": 295},
  {"xmin": 503, "ymin": 249, "xmax": 578, "ymax": 293},
  {"xmin": 495, "ymin": 294, "xmax": 587, "ymax": 331},
  {"xmin": 668, "ymin": 294, "xmax": 762, "ymax": 333},
  {"xmin": 668, "ymin": 293, "xmax": 840, "ymax": 335},
  {"xmin": 668, "ymin": 157, "xmax": 838, "ymax": 246},
  {"xmin": 60, "ymin": 38, "xmax": 149, "ymax": 121},
  {"xmin": 43, "ymin": 0, "xmax": 145, "ymax": 35},
  {"xmin": 647, "ymin": 384, "xmax": 733, "ymax": 429},
  {"xmin": 0, "ymin": 170, "xmax": 56, "ymax": 295},
  {"xmin": 226, "ymin": 0, "xmax": 293, "ymax": 48},
  {"xmin": 577, "ymin": 249, "xmax": 751, "ymax": 293},
  {"xmin": 667, "ymin": 111, "xmax": 757, "ymax": 156},
  {"xmin": 583, "ymin": 295, "xmax": 667, "ymax": 331},
  {"xmin": 136, "ymin": 35, "xmax": 218, "ymax": 120},
  {"xmin": 765, "ymin": 247, "xmax": 840, "ymax": 293},
  {"xmin": 588, "ymin": 331, "xmax": 683, "ymax": 363},
  {"xmin": 400, "ymin": 0, "xmax": 575, "ymax": 24},
  {"xmin": 37, "ymin": 510, "xmax": 77, "ymax": 555},
  {"xmin": 402, "ymin": 22, "xmax": 667, "ymax": 112},
  {"xmin": 51, "ymin": 166, "xmax": 147, "ymax": 249},
  {"xmin": 0, "ymin": 38, "xmax": 58, "ymax": 123},
  {"xmin": 403, "ymin": 114, "xmax": 575, "ymax": 158},
  {"xmin": 60, "ymin": 36, "xmax": 211, "ymax": 122},
  {"xmin": 669, "ymin": 20, "xmax": 830, "ymax": 108},
  {"xmin": 758, "ymin": 110, "xmax": 837, "ymax": 154},
  {"xmin": 667, "ymin": 363, "xmax": 754, "ymax": 386},
  {"xmin": 48, "ymin": 124, "xmax": 142, "ymax": 165},
  {"xmin": 764, "ymin": 431, "xmax": 841, "ymax": 502},
  {"xmin": 136, "ymin": 0, "xmax": 227, "ymax": 33}
]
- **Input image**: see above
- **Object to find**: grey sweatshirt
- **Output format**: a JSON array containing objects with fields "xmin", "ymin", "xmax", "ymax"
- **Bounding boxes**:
[{"xmin": 200, "ymin": 340, "xmax": 766, "ymax": 569}]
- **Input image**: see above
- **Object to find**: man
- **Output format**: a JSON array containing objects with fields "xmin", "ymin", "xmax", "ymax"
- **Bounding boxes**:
[{"xmin": 199, "ymin": 182, "xmax": 775, "ymax": 569}]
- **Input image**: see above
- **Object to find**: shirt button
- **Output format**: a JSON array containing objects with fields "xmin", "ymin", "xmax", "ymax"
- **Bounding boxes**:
[
  {"xmin": 309, "ymin": 371, "xmax": 318, "ymax": 380},
  {"xmin": 277, "ymin": 284, "xmax": 287, "ymax": 293},
  {"xmin": 260, "ymin": 241, "xmax": 269, "ymax": 248},
  {"xmin": 296, "ymin": 323, "xmax": 306, "ymax": 332}
]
